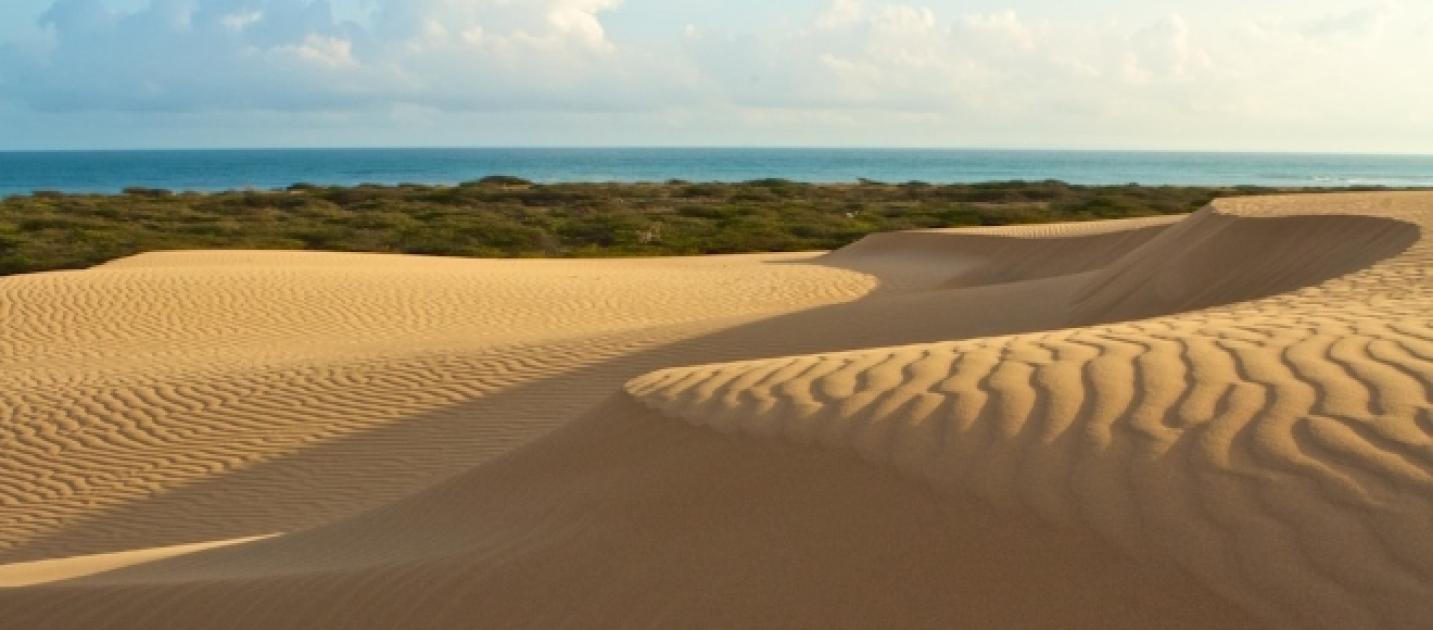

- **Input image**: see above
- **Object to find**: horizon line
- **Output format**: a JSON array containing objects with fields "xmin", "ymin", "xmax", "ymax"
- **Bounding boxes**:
[{"xmin": 4, "ymin": 145, "xmax": 1433, "ymax": 158}]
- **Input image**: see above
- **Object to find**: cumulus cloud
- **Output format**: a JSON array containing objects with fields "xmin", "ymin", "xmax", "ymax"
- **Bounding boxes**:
[
  {"xmin": 684, "ymin": 1, "xmax": 1226, "ymax": 118},
  {"xmin": 0, "ymin": 0, "xmax": 670, "ymax": 112}
]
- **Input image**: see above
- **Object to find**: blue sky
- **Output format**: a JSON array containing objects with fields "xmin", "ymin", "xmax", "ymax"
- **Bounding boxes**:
[{"xmin": 1, "ymin": 0, "xmax": 1429, "ymax": 151}]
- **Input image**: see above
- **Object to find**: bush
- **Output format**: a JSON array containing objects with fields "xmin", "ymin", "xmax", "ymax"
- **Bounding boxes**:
[
  {"xmin": 122, "ymin": 187, "xmax": 174, "ymax": 197},
  {"xmin": 464, "ymin": 175, "xmax": 533, "ymax": 187}
]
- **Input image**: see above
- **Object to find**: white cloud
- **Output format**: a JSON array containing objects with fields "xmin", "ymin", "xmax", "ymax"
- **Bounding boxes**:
[
  {"xmin": 546, "ymin": 0, "xmax": 622, "ymax": 50},
  {"xmin": 1122, "ymin": 15, "xmax": 1212, "ymax": 82},
  {"xmin": 461, "ymin": 24, "xmax": 485, "ymax": 47},
  {"xmin": 1304, "ymin": 1, "xmax": 1396, "ymax": 39},
  {"xmin": 1, "ymin": 0, "xmax": 642, "ymax": 112},
  {"xmin": 815, "ymin": 0, "xmax": 865, "ymax": 31},
  {"xmin": 280, "ymin": 34, "xmax": 357, "ymax": 68},
  {"xmin": 959, "ymin": 10, "xmax": 1035, "ymax": 51},
  {"xmin": 0, "ymin": 0, "xmax": 1430, "ymax": 151},
  {"xmin": 221, "ymin": 9, "xmax": 263, "ymax": 32}
]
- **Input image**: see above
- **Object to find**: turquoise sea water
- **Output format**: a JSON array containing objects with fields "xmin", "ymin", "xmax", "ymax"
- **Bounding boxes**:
[{"xmin": 2, "ymin": 148, "xmax": 1432, "ymax": 196}]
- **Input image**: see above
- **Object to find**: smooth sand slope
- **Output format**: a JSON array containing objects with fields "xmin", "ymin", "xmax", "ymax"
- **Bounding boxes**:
[{"xmin": 0, "ymin": 193, "xmax": 1429, "ymax": 629}]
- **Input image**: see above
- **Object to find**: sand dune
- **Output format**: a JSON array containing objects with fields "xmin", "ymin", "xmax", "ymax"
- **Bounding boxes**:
[
  {"xmin": 1, "ymin": 251, "xmax": 877, "ymax": 561},
  {"xmin": 1, "ymin": 192, "xmax": 1430, "ymax": 628}
]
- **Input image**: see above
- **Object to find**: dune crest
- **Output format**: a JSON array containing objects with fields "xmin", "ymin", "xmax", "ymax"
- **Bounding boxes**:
[{"xmin": 1, "ymin": 192, "xmax": 1430, "ymax": 629}]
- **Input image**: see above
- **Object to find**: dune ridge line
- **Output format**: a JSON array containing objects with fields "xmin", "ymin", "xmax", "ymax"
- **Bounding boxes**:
[{"xmin": 626, "ymin": 192, "xmax": 1433, "ymax": 629}]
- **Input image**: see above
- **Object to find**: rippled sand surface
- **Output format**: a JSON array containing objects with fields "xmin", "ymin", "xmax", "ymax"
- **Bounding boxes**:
[{"xmin": 1, "ymin": 193, "xmax": 1429, "ymax": 629}]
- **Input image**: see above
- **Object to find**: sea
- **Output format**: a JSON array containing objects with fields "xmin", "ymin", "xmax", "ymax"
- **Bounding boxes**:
[{"xmin": 3, "ymin": 148, "xmax": 1433, "ymax": 197}]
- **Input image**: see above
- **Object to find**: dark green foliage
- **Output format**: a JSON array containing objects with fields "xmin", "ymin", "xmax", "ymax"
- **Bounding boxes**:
[
  {"xmin": 0, "ymin": 180, "xmax": 1373, "ymax": 276},
  {"xmin": 121, "ymin": 187, "xmax": 174, "ymax": 197},
  {"xmin": 462, "ymin": 175, "xmax": 533, "ymax": 187}
]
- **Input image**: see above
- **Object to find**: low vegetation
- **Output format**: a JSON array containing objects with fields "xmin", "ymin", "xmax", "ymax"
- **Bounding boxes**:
[{"xmin": 0, "ymin": 178, "xmax": 1378, "ymax": 276}]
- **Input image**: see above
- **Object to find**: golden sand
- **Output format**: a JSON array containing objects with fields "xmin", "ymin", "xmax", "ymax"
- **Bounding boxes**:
[{"xmin": 1, "ymin": 192, "xmax": 1429, "ymax": 629}]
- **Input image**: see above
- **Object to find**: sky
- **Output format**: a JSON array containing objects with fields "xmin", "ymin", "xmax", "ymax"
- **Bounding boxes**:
[{"xmin": 0, "ymin": 0, "xmax": 1429, "ymax": 151}]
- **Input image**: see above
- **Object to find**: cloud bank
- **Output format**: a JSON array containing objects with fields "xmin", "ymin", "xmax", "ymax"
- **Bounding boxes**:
[{"xmin": 0, "ymin": 0, "xmax": 1429, "ymax": 150}]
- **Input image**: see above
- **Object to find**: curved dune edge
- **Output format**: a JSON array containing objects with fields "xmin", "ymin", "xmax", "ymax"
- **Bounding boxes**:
[
  {"xmin": 0, "ymin": 192, "xmax": 1428, "ymax": 629},
  {"xmin": 818, "ymin": 214, "xmax": 1182, "ymax": 292},
  {"xmin": 627, "ymin": 193, "xmax": 1433, "ymax": 629}
]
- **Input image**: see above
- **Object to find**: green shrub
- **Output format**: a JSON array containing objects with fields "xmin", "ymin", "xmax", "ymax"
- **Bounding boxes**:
[
  {"xmin": 0, "ymin": 180, "xmax": 1335, "ymax": 277},
  {"xmin": 463, "ymin": 175, "xmax": 533, "ymax": 187},
  {"xmin": 122, "ymin": 187, "xmax": 174, "ymax": 197}
]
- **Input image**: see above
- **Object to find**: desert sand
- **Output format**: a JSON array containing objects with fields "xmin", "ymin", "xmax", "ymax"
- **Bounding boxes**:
[{"xmin": 0, "ymin": 192, "xmax": 1429, "ymax": 629}]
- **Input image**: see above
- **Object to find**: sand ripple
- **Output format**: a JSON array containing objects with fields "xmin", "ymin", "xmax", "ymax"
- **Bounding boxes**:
[
  {"xmin": 628, "ymin": 193, "xmax": 1433, "ymax": 629},
  {"xmin": 2, "ymin": 192, "xmax": 1430, "ymax": 629}
]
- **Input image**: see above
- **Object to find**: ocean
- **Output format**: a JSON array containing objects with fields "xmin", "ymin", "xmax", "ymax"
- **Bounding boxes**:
[{"xmin": 2, "ymin": 148, "xmax": 1432, "ymax": 197}]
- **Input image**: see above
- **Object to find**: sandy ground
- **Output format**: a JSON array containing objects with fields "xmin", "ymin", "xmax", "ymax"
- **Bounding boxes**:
[{"xmin": 0, "ymin": 192, "xmax": 1429, "ymax": 628}]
